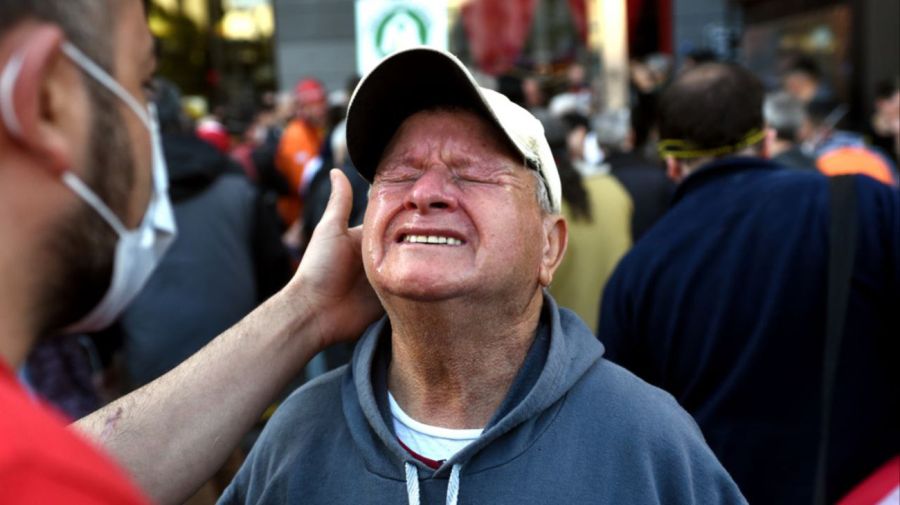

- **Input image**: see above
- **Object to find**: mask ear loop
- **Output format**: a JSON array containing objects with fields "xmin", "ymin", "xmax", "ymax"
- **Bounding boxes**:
[
  {"xmin": 60, "ymin": 171, "xmax": 128, "ymax": 236},
  {"xmin": 0, "ymin": 49, "xmax": 26, "ymax": 138},
  {"xmin": 60, "ymin": 42, "xmax": 151, "ymax": 130}
]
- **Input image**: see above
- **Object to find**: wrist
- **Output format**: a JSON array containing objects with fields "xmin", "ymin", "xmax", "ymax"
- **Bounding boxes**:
[{"xmin": 259, "ymin": 285, "xmax": 324, "ymax": 365}]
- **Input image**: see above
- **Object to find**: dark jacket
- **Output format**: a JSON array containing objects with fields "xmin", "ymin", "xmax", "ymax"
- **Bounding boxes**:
[
  {"xmin": 220, "ymin": 294, "xmax": 745, "ymax": 504},
  {"xmin": 599, "ymin": 156, "xmax": 900, "ymax": 504},
  {"xmin": 123, "ymin": 134, "xmax": 290, "ymax": 386},
  {"xmin": 772, "ymin": 145, "xmax": 816, "ymax": 170},
  {"xmin": 606, "ymin": 151, "xmax": 674, "ymax": 241}
]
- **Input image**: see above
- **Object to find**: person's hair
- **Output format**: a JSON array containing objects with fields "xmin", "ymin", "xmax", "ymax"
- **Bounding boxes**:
[
  {"xmin": 593, "ymin": 109, "xmax": 631, "ymax": 152},
  {"xmin": 530, "ymin": 169, "xmax": 554, "ymax": 215},
  {"xmin": 874, "ymin": 78, "xmax": 899, "ymax": 101},
  {"xmin": 658, "ymin": 62, "xmax": 765, "ymax": 157},
  {"xmin": 787, "ymin": 55, "xmax": 821, "ymax": 80},
  {"xmin": 630, "ymin": 91, "xmax": 657, "ymax": 150},
  {"xmin": 154, "ymin": 77, "xmax": 191, "ymax": 135},
  {"xmin": 805, "ymin": 99, "xmax": 842, "ymax": 128},
  {"xmin": 764, "ymin": 91, "xmax": 806, "ymax": 142},
  {"xmin": 537, "ymin": 112, "xmax": 590, "ymax": 221},
  {"xmin": 497, "ymin": 74, "xmax": 525, "ymax": 108},
  {"xmin": 685, "ymin": 49, "xmax": 718, "ymax": 65},
  {"xmin": 0, "ymin": 1, "xmax": 116, "ymax": 73}
]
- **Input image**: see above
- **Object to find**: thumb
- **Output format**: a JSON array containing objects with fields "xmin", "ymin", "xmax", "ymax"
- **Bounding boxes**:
[{"xmin": 318, "ymin": 169, "xmax": 353, "ymax": 233}]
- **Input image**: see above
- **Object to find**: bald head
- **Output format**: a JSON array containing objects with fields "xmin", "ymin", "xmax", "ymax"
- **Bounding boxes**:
[{"xmin": 659, "ymin": 63, "xmax": 764, "ymax": 154}]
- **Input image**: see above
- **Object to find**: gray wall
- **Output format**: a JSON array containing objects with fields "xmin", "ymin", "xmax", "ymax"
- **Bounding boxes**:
[
  {"xmin": 273, "ymin": 0, "xmax": 357, "ymax": 93},
  {"xmin": 673, "ymin": 0, "xmax": 741, "ymax": 62}
]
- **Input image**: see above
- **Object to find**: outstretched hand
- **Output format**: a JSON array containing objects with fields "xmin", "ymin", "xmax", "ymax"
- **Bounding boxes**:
[{"xmin": 288, "ymin": 169, "xmax": 383, "ymax": 348}]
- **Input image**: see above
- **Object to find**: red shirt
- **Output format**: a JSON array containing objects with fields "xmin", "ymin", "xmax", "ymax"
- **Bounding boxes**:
[{"xmin": 0, "ymin": 360, "xmax": 150, "ymax": 504}]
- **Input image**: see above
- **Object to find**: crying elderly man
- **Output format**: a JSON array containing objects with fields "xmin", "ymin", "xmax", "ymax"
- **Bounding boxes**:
[{"xmin": 220, "ymin": 48, "xmax": 746, "ymax": 505}]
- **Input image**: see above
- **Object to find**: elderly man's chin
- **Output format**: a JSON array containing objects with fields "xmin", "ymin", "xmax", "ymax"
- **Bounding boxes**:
[{"xmin": 370, "ymin": 267, "xmax": 477, "ymax": 303}]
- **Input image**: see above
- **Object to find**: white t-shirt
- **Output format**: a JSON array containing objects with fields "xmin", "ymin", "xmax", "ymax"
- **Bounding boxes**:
[{"xmin": 388, "ymin": 392, "xmax": 483, "ymax": 463}]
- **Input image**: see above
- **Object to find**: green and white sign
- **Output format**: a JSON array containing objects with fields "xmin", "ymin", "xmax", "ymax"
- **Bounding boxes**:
[{"xmin": 356, "ymin": 0, "xmax": 448, "ymax": 75}]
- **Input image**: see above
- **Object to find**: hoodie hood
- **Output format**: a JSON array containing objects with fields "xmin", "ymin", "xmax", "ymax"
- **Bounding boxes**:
[
  {"xmin": 222, "ymin": 292, "xmax": 747, "ymax": 504},
  {"xmin": 341, "ymin": 293, "xmax": 604, "ymax": 485},
  {"xmin": 162, "ymin": 133, "xmax": 244, "ymax": 203}
]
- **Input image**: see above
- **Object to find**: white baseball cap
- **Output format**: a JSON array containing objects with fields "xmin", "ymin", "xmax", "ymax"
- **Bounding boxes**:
[{"xmin": 346, "ymin": 47, "xmax": 562, "ymax": 213}]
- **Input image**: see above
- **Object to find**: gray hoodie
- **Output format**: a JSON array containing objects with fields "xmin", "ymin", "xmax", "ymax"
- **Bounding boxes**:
[{"xmin": 220, "ymin": 295, "xmax": 746, "ymax": 504}]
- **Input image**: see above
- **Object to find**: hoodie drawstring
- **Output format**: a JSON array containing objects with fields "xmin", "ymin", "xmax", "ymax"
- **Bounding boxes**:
[
  {"xmin": 445, "ymin": 463, "xmax": 461, "ymax": 505},
  {"xmin": 404, "ymin": 462, "xmax": 463, "ymax": 505},
  {"xmin": 405, "ymin": 462, "xmax": 420, "ymax": 505}
]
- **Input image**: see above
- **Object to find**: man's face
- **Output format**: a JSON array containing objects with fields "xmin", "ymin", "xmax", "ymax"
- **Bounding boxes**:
[
  {"xmin": 362, "ymin": 109, "xmax": 551, "ymax": 304},
  {"xmin": 40, "ymin": 0, "xmax": 158, "ymax": 332},
  {"xmin": 299, "ymin": 97, "xmax": 328, "ymax": 127},
  {"xmin": 784, "ymin": 72, "xmax": 816, "ymax": 103},
  {"xmin": 107, "ymin": 0, "xmax": 157, "ymax": 227},
  {"xmin": 875, "ymin": 91, "xmax": 900, "ymax": 134}
]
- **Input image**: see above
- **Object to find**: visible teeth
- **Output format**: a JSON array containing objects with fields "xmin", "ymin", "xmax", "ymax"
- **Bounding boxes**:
[{"xmin": 403, "ymin": 235, "xmax": 463, "ymax": 245}]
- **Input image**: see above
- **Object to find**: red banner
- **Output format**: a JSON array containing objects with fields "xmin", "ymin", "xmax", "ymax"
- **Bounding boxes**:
[{"xmin": 461, "ymin": 0, "xmax": 536, "ymax": 75}]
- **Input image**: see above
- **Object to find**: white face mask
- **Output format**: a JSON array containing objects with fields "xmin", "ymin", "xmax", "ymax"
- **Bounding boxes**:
[{"xmin": 0, "ymin": 42, "xmax": 177, "ymax": 333}]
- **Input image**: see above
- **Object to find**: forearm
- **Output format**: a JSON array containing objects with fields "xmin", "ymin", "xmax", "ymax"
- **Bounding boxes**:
[{"xmin": 73, "ymin": 289, "xmax": 319, "ymax": 505}]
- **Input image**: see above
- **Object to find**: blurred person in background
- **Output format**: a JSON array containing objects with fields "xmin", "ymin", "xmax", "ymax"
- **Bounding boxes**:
[
  {"xmin": 561, "ymin": 112, "xmax": 605, "ymax": 175},
  {"xmin": 548, "ymin": 62, "xmax": 593, "ymax": 117},
  {"xmin": 248, "ymin": 91, "xmax": 295, "ymax": 230},
  {"xmin": 644, "ymin": 53, "xmax": 673, "ymax": 90},
  {"xmin": 763, "ymin": 91, "xmax": 816, "ymax": 170},
  {"xmin": 119, "ymin": 78, "xmax": 291, "ymax": 388},
  {"xmin": 599, "ymin": 62, "xmax": 899, "ymax": 504},
  {"xmin": 229, "ymin": 98, "xmax": 275, "ymax": 182},
  {"xmin": 801, "ymin": 99, "xmax": 898, "ymax": 186},
  {"xmin": 522, "ymin": 75, "xmax": 548, "ymax": 114},
  {"xmin": 300, "ymin": 75, "xmax": 369, "ymax": 377},
  {"xmin": 275, "ymin": 77, "xmax": 328, "ymax": 228},
  {"xmin": 868, "ymin": 79, "xmax": 900, "ymax": 164},
  {"xmin": 0, "ymin": 1, "xmax": 381, "ymax": 503},
  {"xmin": 783, "ymin": 55, "xmax": 834, "ymax": 105},
  {"xmin": 541, "ymin": 114, "xmax": 632, "ymax": 333},
  {"xmin": 594, "ymin": 108, "xmax": 674, "ymax": 241},
  {"xmin": 195, "ymin": 115, "xmax": 231, "ymax": 154},
  {"xmin": 680, "ymin": 48, "xmax": 718, "ymax": 72},
  {"xmin": 302, "ymin": 75, "xmax": 369, "ymax": 249}
]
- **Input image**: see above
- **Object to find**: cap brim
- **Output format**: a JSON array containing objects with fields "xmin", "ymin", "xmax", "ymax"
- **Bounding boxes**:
[{"xmin": 346, "ymin": 48, "xmax": 497, "ymax": 182}]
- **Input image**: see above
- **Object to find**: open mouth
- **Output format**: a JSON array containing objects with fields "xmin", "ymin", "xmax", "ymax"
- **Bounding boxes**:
[{"xmin": 398, "ymin": 234, "xmax": 465, "ymax": 246}]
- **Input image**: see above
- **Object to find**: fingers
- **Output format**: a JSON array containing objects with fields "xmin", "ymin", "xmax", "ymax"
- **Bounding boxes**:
[
  {"xmin": 347, "ymin": 225, "xmax": 364, "ymax": 250},
  {"xmin": 318, "ymin": 169, "xmax": 353, "ymax": 233}
]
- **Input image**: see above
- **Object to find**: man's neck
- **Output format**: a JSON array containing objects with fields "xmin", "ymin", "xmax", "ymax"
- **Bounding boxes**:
[
  {"xmin": 0, "ymin": 286, "xmax": 35, "ymax": 369},
  {"xmin": 769, "ymin": 139, "xmax": 794, "ymax": 158},
  {"xmin": 386, "ymin": 290, "xmax": 544, "ymax": 430},
  {"xmin": 0, "ymin": 227, "xmax": 38, "ymax": 369}
]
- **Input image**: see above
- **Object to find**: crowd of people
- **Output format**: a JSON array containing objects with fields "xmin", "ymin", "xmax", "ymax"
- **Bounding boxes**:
[{"xmin": 1, "ymin": 1, "xmax": 898, "ymax": 505}]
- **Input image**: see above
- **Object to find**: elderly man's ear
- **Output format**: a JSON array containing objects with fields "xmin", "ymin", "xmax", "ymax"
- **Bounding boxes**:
[
  {"xmin": 538, "ymin": 215, "xmax": 568, "ymax": 287},
  {"xmin": 1, "ymin": 24, "xmax": 79, "ymax": 174}
]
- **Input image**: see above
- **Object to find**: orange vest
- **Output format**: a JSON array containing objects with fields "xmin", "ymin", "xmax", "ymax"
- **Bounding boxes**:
[
  {"xmin": 817, "ymin": 146, "xmax": 898, "ymax": 186},
  {"xmin": 276, "ymin": 119, "xmax": 324, "ymax": 225}
]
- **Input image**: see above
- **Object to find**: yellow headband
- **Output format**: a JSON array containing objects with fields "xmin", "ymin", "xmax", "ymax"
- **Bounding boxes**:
[{"xmin": 658, "ymin": 129, "xmax": 766, "ymax": 159}]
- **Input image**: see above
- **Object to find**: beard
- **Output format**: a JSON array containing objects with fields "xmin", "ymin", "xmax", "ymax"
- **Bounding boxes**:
[{"xmin": 35, "ymin": 84, "xmax": 136, "ymax": 338}]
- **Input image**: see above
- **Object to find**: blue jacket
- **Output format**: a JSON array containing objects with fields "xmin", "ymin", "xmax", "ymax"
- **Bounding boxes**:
[
  {"xmin": 221, "ymin": 295, "xmax": 745, "ymax": 504},
  {"xmin": 599, "ymin": 157, "xmax": 900, "ymax": 504}
]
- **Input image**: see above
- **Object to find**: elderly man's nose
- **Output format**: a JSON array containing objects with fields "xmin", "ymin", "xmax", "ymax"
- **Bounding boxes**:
[{"xmin": 404, "ymin": 169, "xmax": 457, "ymax": 212}]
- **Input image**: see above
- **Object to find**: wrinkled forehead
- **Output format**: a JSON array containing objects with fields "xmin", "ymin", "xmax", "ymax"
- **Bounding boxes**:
[{"xmin": 378, "ymin": 107, "xmax": 526, "ymax": 170}]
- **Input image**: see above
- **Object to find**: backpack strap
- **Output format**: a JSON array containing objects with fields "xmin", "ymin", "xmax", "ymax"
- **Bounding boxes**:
[{"xmin": 813, "ymin": 175, "xmax": 859, "ymax": 505}]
